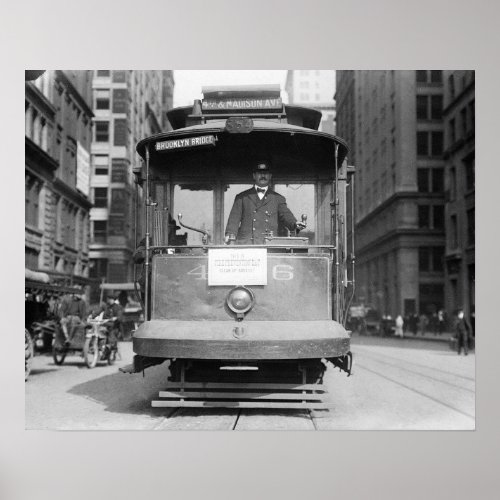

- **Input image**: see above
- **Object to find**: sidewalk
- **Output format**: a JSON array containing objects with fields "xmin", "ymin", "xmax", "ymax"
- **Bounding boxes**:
[{"xmin": 397, "ymin": 330, "xmax": 454, "ymax": 343}]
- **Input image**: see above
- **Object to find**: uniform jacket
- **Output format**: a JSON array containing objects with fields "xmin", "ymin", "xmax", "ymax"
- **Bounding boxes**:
[
  {"xmin": 225, "ymin": 187, "xmax": 297, "ymax": 245},
  {"xmin": 455, "ymin": 317, "xmax": 472, "ymax": 339}
]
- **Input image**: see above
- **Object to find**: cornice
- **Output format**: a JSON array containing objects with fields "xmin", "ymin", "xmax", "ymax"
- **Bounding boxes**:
[{"xmin": 55, "ymin": 70, "xmax": 94, "ymax": 119}]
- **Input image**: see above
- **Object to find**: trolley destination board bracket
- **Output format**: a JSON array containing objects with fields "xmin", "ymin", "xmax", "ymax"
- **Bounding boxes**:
[{"xmin": 208, "ymin": 248, "xmax": 267, "ymax": 286}]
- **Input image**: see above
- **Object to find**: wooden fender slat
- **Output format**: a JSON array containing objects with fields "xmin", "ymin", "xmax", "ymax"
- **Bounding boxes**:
[
  {"xmin": 158, "ymin": 391, "xmax": 324, "ymax": 400},
  {"xmin": 152, "ymin": 401, "xmax": 333, "ymax": 409}
]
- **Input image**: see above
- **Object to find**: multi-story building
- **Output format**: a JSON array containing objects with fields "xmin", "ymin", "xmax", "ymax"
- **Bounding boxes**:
[
  {"xmin": 25, "ymin": 70, "xmax": 93, "ymax": 288},
  {"xmin": 442, "ymin": 71, "xmax": 475, "ymax": 321},
  {"xmin": 336, "ymin": 70, "xmax": 446, "ymax": 319},
  {"xmin": 88, "ymin": 70, "xmax": 174, "ymax": 298},
  {"xmin": 285, "ymin": 70, "xmax": 336, "ymax": 134}
]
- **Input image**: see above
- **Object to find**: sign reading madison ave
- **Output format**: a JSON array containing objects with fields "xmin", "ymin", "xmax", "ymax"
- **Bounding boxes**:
[
  {"xmin": 208, "ymin": 248, "xmax": 267, "ymax": 286},
  {"xmin": 202, "ymin": 97, "xmax": 283, "ymax": 111},
  {"xmin": 155, "ymin": 135, "xmax": 217, "ymax": 152}
]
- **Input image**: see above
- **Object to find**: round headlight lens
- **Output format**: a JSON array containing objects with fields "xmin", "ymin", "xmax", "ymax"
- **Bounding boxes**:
[{"xmin": 226, "ymin": 286, "xmax": 255, "ymax": 314}]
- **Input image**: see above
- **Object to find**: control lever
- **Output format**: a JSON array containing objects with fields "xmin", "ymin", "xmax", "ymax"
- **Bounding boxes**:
[
  {"xmin": 296, "ymin": 214, "xmax": 307, "ymax": 235},
  {"xmin": 178, "ymin": 213, "xmax": 210, "ymax": 245}
]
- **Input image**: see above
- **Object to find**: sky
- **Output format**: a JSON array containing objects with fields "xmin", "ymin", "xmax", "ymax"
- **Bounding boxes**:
[{"xmin": 173, "ymin": 70, "xmax": 288, "ymax": 107}]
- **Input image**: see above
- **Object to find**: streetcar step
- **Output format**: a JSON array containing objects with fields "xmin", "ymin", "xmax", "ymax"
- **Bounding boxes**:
[{"xmin": 152, "ymin": 382, "xmax": 331, "ymax": 409}]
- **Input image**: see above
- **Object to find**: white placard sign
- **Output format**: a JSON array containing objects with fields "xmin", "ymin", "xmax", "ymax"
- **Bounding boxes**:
[
  {"xmin": 76, "ymin": 141, "xmax": 90, "ymax": 196},
  {"xmin": 208, "ymin": 248, "xmax": 267, "ymax": 286}
]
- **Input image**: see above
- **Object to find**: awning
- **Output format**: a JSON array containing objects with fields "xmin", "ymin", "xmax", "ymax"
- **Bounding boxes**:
[{"xmin": 100, "ymin": 283, "xmax": 136, "ymax": 291}]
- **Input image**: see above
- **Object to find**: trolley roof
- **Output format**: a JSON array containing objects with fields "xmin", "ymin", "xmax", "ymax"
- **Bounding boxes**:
[{"xmin": 136, "ymin": 118, "xmax": 349, "ymax": 167}]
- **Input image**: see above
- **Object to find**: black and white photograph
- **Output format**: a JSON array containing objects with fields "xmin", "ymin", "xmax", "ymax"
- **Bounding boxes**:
[
  {"xmin": 24, "ymin": 69, "xmax": 475, "ymax": 431},
  {"xmin": 5, "ymin": 0, "xmax": 500, "ymax": 499}
]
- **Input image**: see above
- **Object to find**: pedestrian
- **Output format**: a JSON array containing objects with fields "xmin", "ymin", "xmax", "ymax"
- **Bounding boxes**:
[
  {"xmin": 224, "ymin": 161, "xmax": 305, "ymax": 245},
  {"xmin": 455, "ymin": 309, "xmax": 472, "ymax": 356},
  {"xmin": 59, "ymin": 292, "xmax": 87, "ymax": 344},
  {"xmin": 410, "ymin": 313, "xmax": 418, "ymax": 335},
  {"xmin": 438, "ymin": 309, "xmax": 445, "ymax": 334},
  {"xmin": 418, "ymin": 313, "xmax": 428, "ymax": 336},
  {"xmin": 395, "ymin": 314, "xmax": 404, "ymax": 338}
]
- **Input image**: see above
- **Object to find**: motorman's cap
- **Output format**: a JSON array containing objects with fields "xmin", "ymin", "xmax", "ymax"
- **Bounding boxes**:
[{"xmin": 254, "ymin": 162, "xmax": 271, "ymax": 172}]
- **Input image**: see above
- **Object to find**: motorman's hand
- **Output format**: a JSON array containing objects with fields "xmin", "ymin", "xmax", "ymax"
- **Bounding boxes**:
[
  {"xmin": 295, "ymin": 222, "xmax": 306, "ymax": 231},
  {"xmin": 225, "ymin": 233, "xmax": 236, "ymax": 245}
]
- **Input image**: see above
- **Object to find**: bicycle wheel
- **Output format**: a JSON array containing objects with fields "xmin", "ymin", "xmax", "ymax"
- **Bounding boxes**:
[{"xmin": 83, "ymin": 336, "xmax": 99, "ymax": 368}]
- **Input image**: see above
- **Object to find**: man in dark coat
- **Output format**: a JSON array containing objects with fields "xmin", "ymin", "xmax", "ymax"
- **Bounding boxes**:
[
  {"xmin": 225, "ymin": 162, "xmax": 305, "ymax": 245},
  {"xmin": 455, "ymin": 309, "xmax": 472, "ymax": 356},
  {"xmin": 59, "ymin": 292, "xmax": 87, "ymax": 343}
]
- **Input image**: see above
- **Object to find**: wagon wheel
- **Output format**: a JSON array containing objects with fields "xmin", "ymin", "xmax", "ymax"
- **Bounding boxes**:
[
  {"xmin": 25, "ymin": 329, "xmax": 34, "ymax": 381},
  {"xmin": 83, "ymin": 336, "xmax": 99, "ymax": 368},
  {"xmin": 52, "ymin": 343, "xmax": 67, "ymax": 365}
]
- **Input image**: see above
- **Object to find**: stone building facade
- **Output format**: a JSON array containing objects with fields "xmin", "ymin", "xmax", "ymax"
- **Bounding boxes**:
[
  {"xmin": 336, "ymin": 70, "xmax": 446, "ymax": 318},
  {"xmin": 442, "ymin": 71, "xmax": 475, "ymax": 320},
  {"xmin": 285, "ymin": 70, "xmax": 336, "ymax": 134},
  {"xmin": 88, "ymin": 71, "xmax": 174, "ymax": 296},
  {"xmin": 25, "ymin": 70, "xmax": 93, "ymax": 288}
]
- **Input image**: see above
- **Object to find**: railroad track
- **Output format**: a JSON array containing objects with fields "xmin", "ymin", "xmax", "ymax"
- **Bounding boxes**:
[
  {"xmin": 152, "ymin": 407, "xmax": 321, "ymax": 430},
  {"xmin": 353, "ymin": 348, "xmax": 475, "ymax": 421}
]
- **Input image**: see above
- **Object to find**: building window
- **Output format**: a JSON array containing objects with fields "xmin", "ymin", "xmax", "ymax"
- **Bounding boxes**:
[
  {"xmin": 417, "ymin": 131, "xmax": 429, "ymax": 156},
  {"xmin": 419, "ymin": 247, "xmax": 444, "ymax": 272},
  {"xmin": 25, "ymin": 177, "xmax": 40, "ymax": 227},
  {"xmin": 432, "ymin": 247, "xmax": 444, "ymax": 271},
  {"xmin": 96, "ymin": 70, "xmax": 110, "ymax": 77},
  {"xmin": 460, "ymin": 107, "xmax": 468, "ymax": 135},
  {"xmin": 432, "ymin": 168, "xmax": 444, "ymax": 192},
  {"xmin": 419, "ymin": 247, "xmax": 430, "ymax": 271},
  {"xmin": 95, "ymin": 121, "xmax": 109, "ymax": 142},
  {"xmin": 469, "ymin": 100, "xmax": 475, "ymax": 131},
  {"xmin": 449, "ymin": 167, "xmax": 456, "ymax": 200},
  {"xmin": 430, "ymin": 71, "xmax": 442, "ymax": 83},
  {"xmin": 25, "ymin": 248, "xmax": 39, "ymax": 269},
  {"xmin": 450, "ymin": 214, "xmax": 458, "ymax": 248},
  {"xmin": 417, "ymin": 95, "xmax": 428, "ymax": 119},
  {"xmin": 93, "ymin": 187, "xmax": 108, "ymax": 208},
  {"xmin": 300, "ymin": 81, "xmax": 309, "ymax": 89},
  {"xmin": 464, "ymin": 155, "xmax": 475, "ymax": 190},
  {"xmin": 431, "ymin": 131, "xmax": 443, "ymax": 156},
  {"xmin": 417, "ymin": 168, "xmax": 429, "ymax": 192},
  {"xmin": 416, "ymin": 70, "xmax": 427, "ymax": 83},
  {"xmin": 431, "ymin": 95, "xmax": 443, "ymax": 119},
  {"xmin": 467, "ymin": 208, "xmax": 475, "ymax": 245},
  {"xmin": 95, "ymin": 90, "xmax": 110, "ymax": 110},
  {"xmin": 449, "ymin": 118, "xmax": 456, "ymax": 145},
  {"xmin": 93, "ymin": 155, "xmax": 109, "ymax": 176},
  {"xmin": 92, "ymin": 221, "xmax": 107, "ymax": 244},
  {"xmin": 448, "ymin": 74, "xmax": 455, "ymax": 99},
  {"xmin": 433, "ymin": 205, "xmax": 444, "ymax": 229},
  {"xmin": 418, "ymin": 205, "xmax": 430, "ymax": 228}
]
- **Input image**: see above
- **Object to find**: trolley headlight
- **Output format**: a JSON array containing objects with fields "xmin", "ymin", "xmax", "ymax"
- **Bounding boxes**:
[{"xmin": 226, "ymin": 286, "xmax": 255, "ymax": 318}]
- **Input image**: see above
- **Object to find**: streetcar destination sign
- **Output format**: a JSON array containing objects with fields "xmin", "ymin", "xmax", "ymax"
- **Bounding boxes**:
[
  {"xmin": 208, "ymin": 248, "xmax": 267, "ymax": 286},
  {"xmin": 202, "ymin": 97, "xmax": 282, "ymax": 111},
  {"xmin": 155, "ymin": 135, "xmax": 216, "ymax": 151}
]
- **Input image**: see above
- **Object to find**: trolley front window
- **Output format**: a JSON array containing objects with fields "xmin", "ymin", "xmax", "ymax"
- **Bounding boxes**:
[{"xmin": 173, "ymin": 184, "xmax": 214, "ymax": 245}]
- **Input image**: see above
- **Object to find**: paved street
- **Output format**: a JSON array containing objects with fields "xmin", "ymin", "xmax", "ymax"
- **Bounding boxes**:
[{"xmin": 25, "ymin": 336, "xmax": 474, "ymax": 430}]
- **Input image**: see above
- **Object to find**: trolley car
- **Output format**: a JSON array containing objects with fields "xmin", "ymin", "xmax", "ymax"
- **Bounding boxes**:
[{"xmin": 126, "ymin": 85, "xmax": 355, "ymax": 409}]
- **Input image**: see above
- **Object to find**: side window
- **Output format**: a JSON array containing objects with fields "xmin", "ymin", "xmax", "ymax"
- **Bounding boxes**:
[
  {"xmin": 274, "ymin": 184, "xmax": 315, "ymax": 243},
  {"xmin": 173, "ymin": 184, "xmax": 214, "ymax": 245}
]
